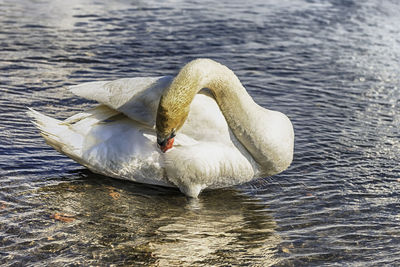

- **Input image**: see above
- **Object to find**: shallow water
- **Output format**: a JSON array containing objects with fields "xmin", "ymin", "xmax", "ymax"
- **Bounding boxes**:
[{"xmin": 1, "ymin": 0, "xmax": 399, "ymax": 266}]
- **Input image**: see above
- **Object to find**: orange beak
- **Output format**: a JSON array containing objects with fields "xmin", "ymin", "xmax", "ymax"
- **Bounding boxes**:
[{"xmin": 159, "ymin": 137, "xmax": 174, "ymax": 153}]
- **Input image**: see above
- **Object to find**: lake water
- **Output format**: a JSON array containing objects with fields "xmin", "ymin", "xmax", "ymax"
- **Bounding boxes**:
[{"xmin": 1, "ymin": 0, "xmax": 399, "ymax": 266}]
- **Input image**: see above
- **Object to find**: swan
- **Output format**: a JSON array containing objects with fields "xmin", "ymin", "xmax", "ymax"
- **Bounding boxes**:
[{"xmin": 28, "ymin": 59, "xmax": 294, "ymax": 197}]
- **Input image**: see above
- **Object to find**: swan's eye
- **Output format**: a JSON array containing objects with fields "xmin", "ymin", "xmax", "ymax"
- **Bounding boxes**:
[{"xmin": 170, "ymin": 130, "xmax": 176, "ymax": 138}]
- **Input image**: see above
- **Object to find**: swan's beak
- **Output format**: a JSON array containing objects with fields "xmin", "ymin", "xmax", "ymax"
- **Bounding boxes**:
[{"xmin": 157, "ymin": 133, "xmax": 175, "ymax": 153}]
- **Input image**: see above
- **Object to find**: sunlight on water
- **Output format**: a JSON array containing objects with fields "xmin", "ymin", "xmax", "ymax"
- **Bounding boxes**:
[{"xmin": 1, "ymin": 0, "xmax": 399, "ymax": 266}]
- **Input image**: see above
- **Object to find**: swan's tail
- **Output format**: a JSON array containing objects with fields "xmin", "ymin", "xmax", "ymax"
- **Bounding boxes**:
[{"xmin": 27, "ymin": 108, "xmax": 84, "ymax": 162}]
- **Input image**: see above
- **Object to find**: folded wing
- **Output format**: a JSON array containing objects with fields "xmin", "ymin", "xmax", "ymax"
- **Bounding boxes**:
[{"xmin": 69, "ymin": 76, "xmax": 173, "ymax": 127}]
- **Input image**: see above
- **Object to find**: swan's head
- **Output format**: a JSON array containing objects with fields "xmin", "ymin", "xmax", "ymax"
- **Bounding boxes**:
[
  {"xmin": 156, "ymin": 61, "xmax": 203, "ymax": 152},
  {"xmin": 156, "ymin": 94, "xmax": 190, "ymax": 153}
]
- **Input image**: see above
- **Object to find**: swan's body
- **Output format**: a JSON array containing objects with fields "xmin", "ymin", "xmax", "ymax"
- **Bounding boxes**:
[{"xmin": 29, "ymin": 59, "xmax": 294, "ymax": 197}]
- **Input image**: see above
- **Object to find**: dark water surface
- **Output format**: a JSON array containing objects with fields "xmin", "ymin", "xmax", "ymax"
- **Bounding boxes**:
[{"xmin": 1, "ymin": 0, "xmax": 399, "ymax": 266}]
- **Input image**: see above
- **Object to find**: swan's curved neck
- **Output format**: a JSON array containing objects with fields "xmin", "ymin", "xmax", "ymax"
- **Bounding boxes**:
[
  {"xmin": 160, "ymin": 60, "xmax": 260, "ymax": 153},
  {"xmin": 158, "ymin": 58, "xmax": 293, "ymax": 173},
  {"xmin": 169, "ymin": 59, "xmax": 256, "ymax": 124}
]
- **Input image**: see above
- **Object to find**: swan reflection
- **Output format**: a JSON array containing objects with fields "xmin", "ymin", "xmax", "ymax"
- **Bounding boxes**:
[{"xmin": 34, "ymin": 172, "xmax": 281, "ymax": 266}]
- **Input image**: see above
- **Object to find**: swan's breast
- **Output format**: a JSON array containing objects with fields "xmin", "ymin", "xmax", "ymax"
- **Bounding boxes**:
[{"xmin": 163, "ymin": 142, "xmax": 255, "ymax": 190}]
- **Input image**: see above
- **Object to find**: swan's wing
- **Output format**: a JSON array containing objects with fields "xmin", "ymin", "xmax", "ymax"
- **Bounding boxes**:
[
  {"xmin": 69, "ymin": 76, "xmax": 173, "ymax": 126},
  {"xmin": 28, "ymin": 106, "xmax": 172, "ymax": 187},
  {"xmin": 80, "ymin": 115, "xmax": 169, "ymax": 186}
]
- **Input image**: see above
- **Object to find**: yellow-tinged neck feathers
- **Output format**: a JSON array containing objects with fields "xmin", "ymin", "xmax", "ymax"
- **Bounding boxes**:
[
  {"xmin": 156, "ymin": 59, "xmax": 252, "ymax": 137},
  {"xmin": 156, "ymin": 58, "xmax": 294, "ymax": 174}
]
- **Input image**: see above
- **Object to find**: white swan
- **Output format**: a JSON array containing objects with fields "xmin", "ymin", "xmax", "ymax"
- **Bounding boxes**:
[{"xmin": 28, "ymin": 59, "xmax": 294, "ymax": 197}]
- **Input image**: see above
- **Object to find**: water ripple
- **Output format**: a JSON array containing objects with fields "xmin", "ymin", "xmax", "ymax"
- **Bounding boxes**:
[{"xmin": 1, "ymin": 0, "xmax": 400, "ymax": 266}]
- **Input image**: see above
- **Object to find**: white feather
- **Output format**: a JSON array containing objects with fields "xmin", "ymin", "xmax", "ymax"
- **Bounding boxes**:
[
  {"xmin": 69, "ymin": 76, "xmax": 172, "ymax": 126},
  {"xmin": 28, "ymin": 59, "xmax": 294, "ymax": 198}
]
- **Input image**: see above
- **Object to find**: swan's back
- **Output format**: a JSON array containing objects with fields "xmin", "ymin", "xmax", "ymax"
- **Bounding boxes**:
[{"xmin": 70, "ymin": 76, "xmax": 173, "ymax": 127}]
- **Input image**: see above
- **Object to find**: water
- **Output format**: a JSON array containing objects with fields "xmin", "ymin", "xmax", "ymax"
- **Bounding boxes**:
[{"xmin": 1, "ymin": 0, "xmax": 399, "ymax": 265}]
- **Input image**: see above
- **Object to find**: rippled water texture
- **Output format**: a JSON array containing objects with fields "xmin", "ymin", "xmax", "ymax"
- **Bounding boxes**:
[{"xmin": 1, "ymin": 0, "xmax": 399, "ymax": 265}]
